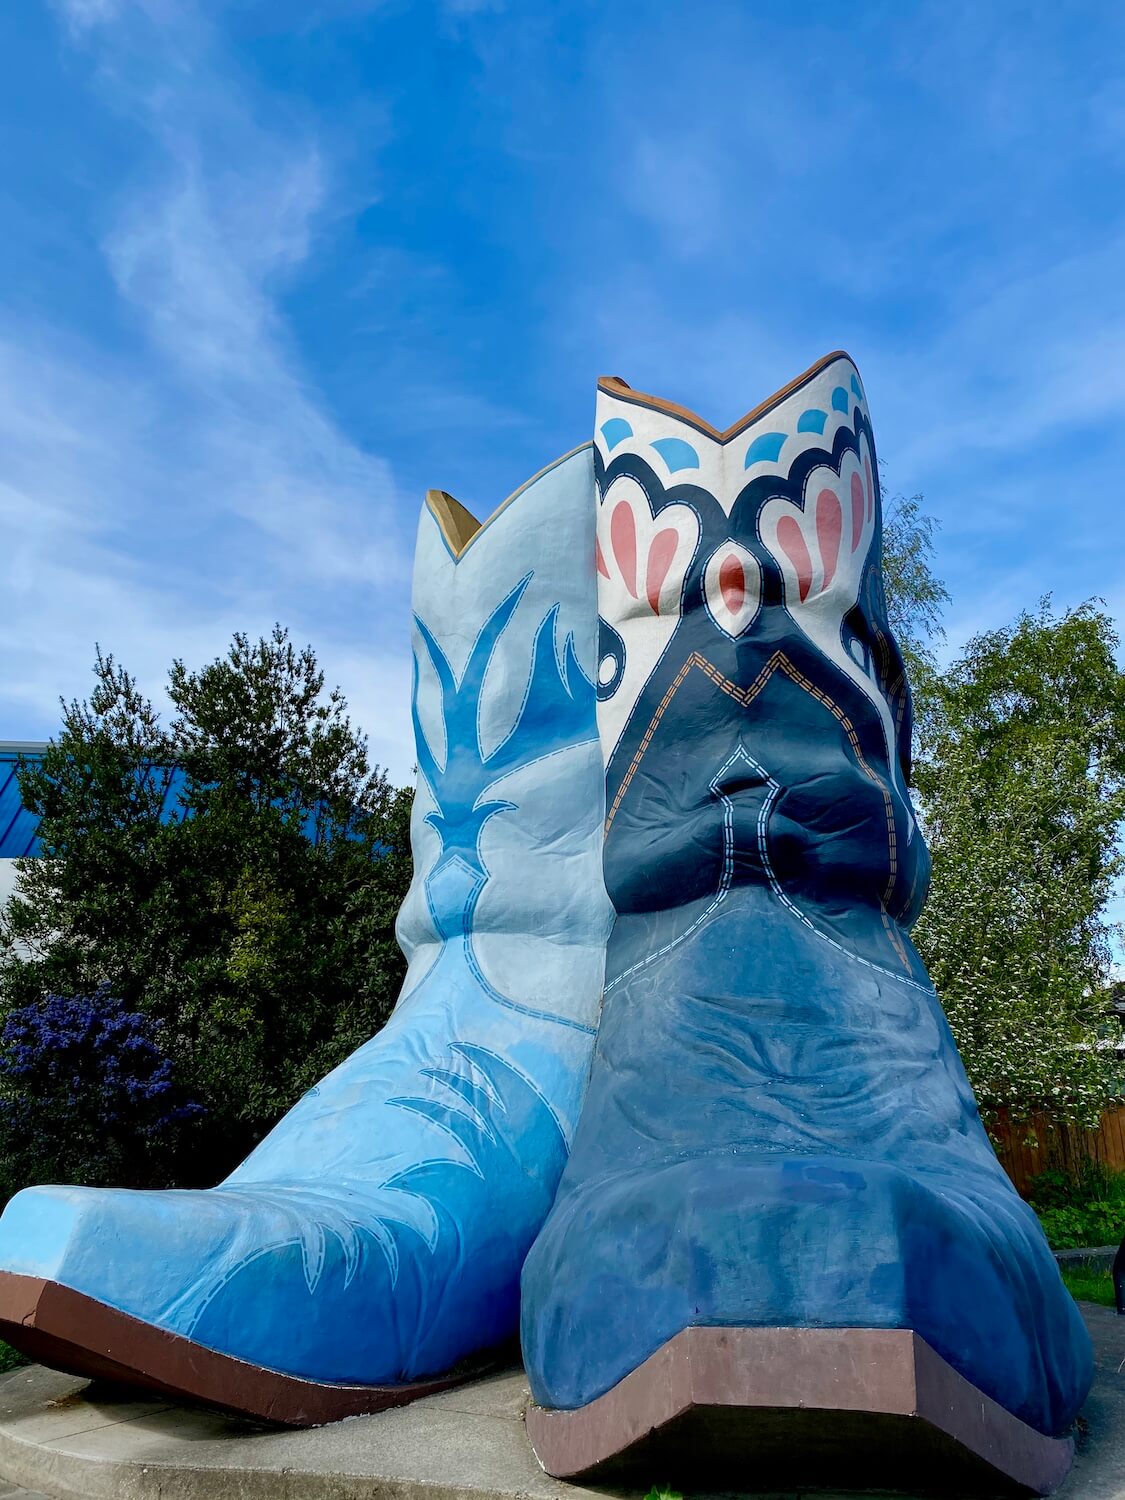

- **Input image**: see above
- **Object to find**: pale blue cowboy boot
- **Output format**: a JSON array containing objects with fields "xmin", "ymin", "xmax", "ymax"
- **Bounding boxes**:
[{"xmin": 0, "ymin": 447, "xmax": 613, "ymax": 1424}]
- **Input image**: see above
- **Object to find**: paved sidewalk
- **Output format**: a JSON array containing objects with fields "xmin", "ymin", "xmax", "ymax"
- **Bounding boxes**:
[
  {"xmin": 0, "ymin": 1304, "xmax": 1119, "ymax": 1499},
  {"xmin": 0, "ymin": 1360, "xmax": 600, "ymax": 1500}
]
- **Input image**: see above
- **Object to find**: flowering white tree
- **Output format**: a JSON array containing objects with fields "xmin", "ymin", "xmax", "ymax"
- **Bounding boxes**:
[{"xmin": 911, "ymin": 601, "xmax": 1125, "ymax": 1126}]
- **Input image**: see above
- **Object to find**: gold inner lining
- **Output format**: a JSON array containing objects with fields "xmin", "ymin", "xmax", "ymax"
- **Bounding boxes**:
[
  {"xmin": 426, "ymin": 489, "xmax": 482, "ymax": 557},
  {"xmin": 423, "ymin": 443, "xmax": 591, "ymax": 561}
]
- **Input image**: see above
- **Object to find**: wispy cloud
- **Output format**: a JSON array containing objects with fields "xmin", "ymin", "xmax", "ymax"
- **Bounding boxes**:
[
  {"xmin": 3, "ymin": 1, "xmax": 415, "ymax": 777},
  {"xmin": 536, "ymin": 0, "xmax": 1125, "ymax": 667},
  {"xmin": 51, "ymin": 0, "xmax": 126, "ymax": 34},
  {"xmin": 8, "ymin": 0, "xmax": 1125, "ymax": 796}
]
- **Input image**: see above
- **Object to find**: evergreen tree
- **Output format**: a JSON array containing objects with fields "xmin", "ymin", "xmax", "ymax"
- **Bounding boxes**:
[{"xmin": 0, "ymin": 630, "xmax": 412, "ymax": 1187}]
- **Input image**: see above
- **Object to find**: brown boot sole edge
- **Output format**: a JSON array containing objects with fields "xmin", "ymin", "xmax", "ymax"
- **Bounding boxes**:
[
  {"xmin": 525, "ymin": 1326, "xmax": 1075, "ymax": 1497},
  {"xmin": 0, "ymin": 1270, "xmax": 494, "ymax": 1426}
]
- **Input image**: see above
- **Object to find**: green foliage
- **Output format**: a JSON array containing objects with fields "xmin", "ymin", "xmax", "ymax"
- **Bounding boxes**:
[
  {"xmin": 881, "ymin": 490, "xmax": 950, "ymax": 695},
  {"xmin": 0, "ymin": 629, "xmax": 413, "ymax": 1188},
  {"xmin": 1027, "ymin": 1159, "xmax": 1125, "ymax": 1209},
  {"xmin": 0, "ymin": 1341, "xmax": 25, "ymax": 1374},
  {"xmin": 911, "ymin": 600, "xmax": 1125, "ymax": 1127},
  {"xmin": 1027, "ymin": 1164, "xmax": 1125, "ymax": 1249},
  {"xmin": 1028, "ymin": 1166, "xmax": 1092, "ymax": 1210},
  {"xmin": 1037, "ymin": 1202, "xmax": 1125, "ymax": 1250},
  {"xmin": 1058, "ymin": 1265, "xmax": 1117, "ymax": 1306},
  {"xmin": 881, "ymin": 497, "xmax": 1125, "ymax": 1131}
]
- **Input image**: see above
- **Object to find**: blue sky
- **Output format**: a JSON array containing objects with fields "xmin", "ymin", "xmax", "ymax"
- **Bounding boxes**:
[{"xmin": 2, "ymin": 0, "xmax": 1125, "ymax": 788}]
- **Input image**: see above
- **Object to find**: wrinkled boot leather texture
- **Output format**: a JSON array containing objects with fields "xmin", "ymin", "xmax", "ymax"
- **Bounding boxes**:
[{"xmin": 520, "ymin": 358, "xmax": 1092, "ymax": 1438}]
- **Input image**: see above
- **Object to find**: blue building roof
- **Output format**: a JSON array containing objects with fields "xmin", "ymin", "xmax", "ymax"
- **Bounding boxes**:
[
  {"xmin": 0, "ymin": 744, "xmax": 47, "ymax": 858},
  {"xmin": 0, "ymin": 743, "xmax": 192, "ymax": 858},
  {"xmin": 0, "ymin": 742, "xmax": 362, "ymax": 857}
]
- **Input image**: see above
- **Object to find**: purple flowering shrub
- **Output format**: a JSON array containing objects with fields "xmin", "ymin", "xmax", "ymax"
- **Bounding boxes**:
[{"xmin": 0, "ymin": 990, "xmax": 203, "ymax": 1191}]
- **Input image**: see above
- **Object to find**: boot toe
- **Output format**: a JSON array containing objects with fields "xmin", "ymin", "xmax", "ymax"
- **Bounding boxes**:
[
  {"xmin": 0, "ymin": 1182, "xmax": 407, "ymax": 1381},
  {"xmin": 522, "ymin": 1153, "xmax": 1092, "ymax": 1437}
]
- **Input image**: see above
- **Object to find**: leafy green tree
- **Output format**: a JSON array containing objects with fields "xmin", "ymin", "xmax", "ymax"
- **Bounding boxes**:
[
  {"xmin": 0, "ymin": 630, "xmax": 412, "ymax": 1187},
  {"xmin": 879, "ymin": 496, "xmax": 1125, "ymax": 1128},
  {"xmin": 911, "ymin": 601, "xmax": 1125, "ymax": 1125},
  {"xmin": 881, "ymin": 490, "xmax": 950, "ymax": 690}
]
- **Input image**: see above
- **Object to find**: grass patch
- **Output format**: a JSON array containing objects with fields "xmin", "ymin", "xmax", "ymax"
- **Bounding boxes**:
[{"xmin": 1060, "ymin": 1264, "xmax": 1117, "ymax": 1308}]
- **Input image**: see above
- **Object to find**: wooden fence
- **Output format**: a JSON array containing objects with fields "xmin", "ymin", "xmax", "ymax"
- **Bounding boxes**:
[{"xmin": 991, "ymin": 1104, "xmax": 1125, "ymax": 1198}]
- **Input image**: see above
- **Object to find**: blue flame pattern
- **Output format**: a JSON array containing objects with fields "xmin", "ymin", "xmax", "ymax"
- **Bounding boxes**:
[
  {"xmin": 185, "ymin": 1043, "xmax": 569, "ymax": 1381},
  {"xmin": 412, "ymin": 573, "xmax": 595, "ymax": 882}
]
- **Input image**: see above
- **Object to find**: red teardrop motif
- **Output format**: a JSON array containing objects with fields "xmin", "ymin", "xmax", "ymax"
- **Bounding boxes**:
[
  {"xmin": 777, "ymin": 516, "xmax": 813, "ymax": 603},
  {"xmin": 850, "ymin": 472, "xmax": 865, "ymax": 553},
  {"xmin": 646, "ymin": 528, "xmax": 679, "ymax": 613},
  {"xmin": 816, "ymin": 488, "xmax": 842, "ymax": 591},
  {"xmin": 610, "ymin": 502, "xmax": 638, "ymax": 598},
  {"xmin": 719, "ymin": 553, "xmax": 745, "ymax": 613}
]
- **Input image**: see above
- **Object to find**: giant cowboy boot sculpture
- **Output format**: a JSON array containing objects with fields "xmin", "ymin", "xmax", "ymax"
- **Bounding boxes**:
[
  {"xmin": 0, "ymin": 447, "xmax": 613, "ymax": 1424},
  {"xmin": 521, "ymin": 356, "xmax": 1092, "ymax": 1494}
]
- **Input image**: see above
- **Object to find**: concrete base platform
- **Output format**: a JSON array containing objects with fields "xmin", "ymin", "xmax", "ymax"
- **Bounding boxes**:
[
  {"xmin": 0, "ymin": 1303, "xmax": 1120, "ymax": 1500},
  {"xmin": 0, "ymin": 1362, "xmax": 587, "ymax": 1500}
]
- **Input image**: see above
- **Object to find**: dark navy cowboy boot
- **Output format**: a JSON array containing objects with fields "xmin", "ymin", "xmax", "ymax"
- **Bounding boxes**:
[
  {"xmin": 521, "ymin": 357, "xmax": 1091, "ymax": 1492},
  {"xmin": 0, "ymin": 448, "xmax": 614, "ymax": 1424}
]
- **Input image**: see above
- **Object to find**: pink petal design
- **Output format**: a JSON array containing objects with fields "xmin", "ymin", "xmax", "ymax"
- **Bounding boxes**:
[
  {"xmin": 865, "ymin": 457, "xmax": 874, "ymax": 523},
  {"xmin": 719, "ymin": 552, "xmax": 745, "ymax": 613},
  {"xmin": 645, "ymin": 527, "xmax": 679, "ymax": 614},
  {"xmin": 850, "ymin": 471, "xmax": 865, "ymax": 553},
  {"xmin": 611, "ymin": 502, "xmax": 638, "ymax": 598},
  {"xmin": 777, "ymin": 516, "xmax": 813, "ymax": 603},
  {"xmin": 816, "ymin": 488, "xmax": 842, "ymax": 591},
  {"xmin": 595, "ymin": 535, "xmax": 610, "ymax": 579}
]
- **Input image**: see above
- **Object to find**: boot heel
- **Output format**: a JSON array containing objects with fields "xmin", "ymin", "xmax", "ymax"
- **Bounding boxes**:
[{"xmin": 526, "ymin": 1325, "xmax": 1074, "ymax": 1496}]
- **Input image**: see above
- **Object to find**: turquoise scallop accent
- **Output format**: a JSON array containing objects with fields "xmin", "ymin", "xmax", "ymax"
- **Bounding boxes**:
[
  {"xmin": 831, "ymin": 386, "xmax": 850, "ymax": 413},
  {"xmin": 796, "ymin": 409, "xmax": 828, "ymax": 436},
  {"xmin": 651, "ymin": 437, "xmax": 700, "ymax": 473},
  {"xmin": 600, "ymin": 418, "xmax": 633, "ymax": 452},
  {"xmin": 850, "ymin": 374, "xmax": 864, "ymax": 401},
  {"xmin": 743, "ymin": 432, "xmax": 787, "ymax": 468}
]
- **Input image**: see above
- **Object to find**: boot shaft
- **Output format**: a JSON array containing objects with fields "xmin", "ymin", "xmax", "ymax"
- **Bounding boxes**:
[
  {"xmin": 593, "ymin": 353, "xmax": 927, "ymax": 939},
  {"xmin": 395, "ymin": 445, "xmax": 614, "ymax": 1040}
]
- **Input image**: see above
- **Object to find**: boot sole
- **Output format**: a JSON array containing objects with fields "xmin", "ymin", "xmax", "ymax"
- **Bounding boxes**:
[
  {"xmin": 525, "ymin": 1326, "xmax": 1075, "ymax": 1496},
  {"xmin": 0, "ymin": 1270, "xmax": 496, "ymax": 1426}
]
